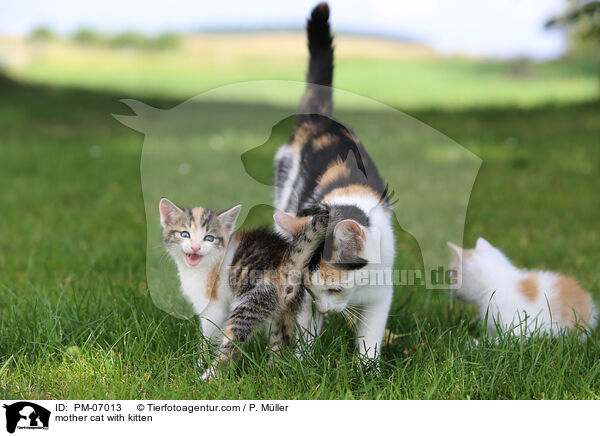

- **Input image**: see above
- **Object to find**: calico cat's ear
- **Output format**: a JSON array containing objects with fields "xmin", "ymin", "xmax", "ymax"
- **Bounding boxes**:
[
  {"xmin": 274, "ymin": 211, "xmax": 311, "ymax": 235},
  {"xmin": 334, "ymin": 220, "xmax": 366, "ymax": 243},
  {"xmin": 218, "ymin": 204, "xmax": 242, "ymax": 235},
  {"xmin": 329, "ymin": 220, "xmax": 367, "ymax": 268},
  {"xmin": 159, "ymin": 198, "xmax": 184, "ymax": 227},
  {"xmin": 475, "ymin": 237, "xmax": 492, "ymax": 250}
]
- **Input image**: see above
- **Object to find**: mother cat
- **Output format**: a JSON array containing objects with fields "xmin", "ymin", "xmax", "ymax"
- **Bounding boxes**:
[{"xmin": 273, "ymin": 3, "xmax": 395, "ymax": 360}]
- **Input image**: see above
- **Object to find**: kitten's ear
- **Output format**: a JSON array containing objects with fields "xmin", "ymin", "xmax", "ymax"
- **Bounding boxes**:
[
  {"xmin": 447, "ymin": 241, "xmax": 463, "ymax": 259},
  {"xmin": 476, "ymin": 237, "xmax": 492, "ymax": 250},
  {"xmin": 329, "ymin": 220, "xmax": 367, "ymax": 268},
  {"xmin": 218, "ymin": 204, "xmax": 242, "ymax": 235},
  {"xmin": 159, "ymin": 198, "xmax": 184, "ymax": 227},
  {"xmin": 274, "ymin": 211, "xmax": 311, "ymax": 235}
]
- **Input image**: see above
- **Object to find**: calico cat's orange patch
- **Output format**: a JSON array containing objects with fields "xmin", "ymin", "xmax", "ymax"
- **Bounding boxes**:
[
  {"xmin": 291, "ymin": 122, "xmax": 315, "ymax": 148},
  {"xmin": 317, "ymin": 160, "xmax": 351, "ymax": 188},
  {"xmin": 318, "ymin": 259, "xmax": 347, "ymax": 285},
  {"xmin": 518, "ymin": 274, "xmax": 539, "ymax": 302},
  {"xmin": 342, "ymin": 127, "xmax": 358, "ymax": 143},
  {"xmin": 322, "ymin": 184, "xmax": 381, "ymax": 203},
  {"xmin": 312, "ymin": 132, "xmax": 338, "ymax": 150},
  {"xmin": 554, "ymin": 275, "xmax": 592, "ymax": 326}
]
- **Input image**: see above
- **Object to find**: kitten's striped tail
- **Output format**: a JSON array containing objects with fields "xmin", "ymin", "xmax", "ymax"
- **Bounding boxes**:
[
  {"xmin": 283, "ymin": 207, "xmax": 330, "ymax": 274},
  {"xmin": 298, "ymin": 2, "xmax": 334, "ymax": 117}
]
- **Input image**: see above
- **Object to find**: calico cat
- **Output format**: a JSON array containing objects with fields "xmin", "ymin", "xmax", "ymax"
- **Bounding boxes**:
[
  {"xmin": 159, "ymin": 198, "xmax": 330, "ymax": 378},
  {"xmin": 273, "ymin": 3, "xmax": 395, "ymax": 360},
  {"xmin": 448, "ymin": 237, "xmax": 598, "ymax": 338}
]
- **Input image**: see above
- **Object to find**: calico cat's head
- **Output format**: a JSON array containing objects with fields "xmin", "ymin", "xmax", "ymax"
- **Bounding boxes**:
[
  {"xmin": 159, "ymin": 198, "xmax": 241, "ymax": 268},
  {"xmin": 276, "ymin": 206, "xmax": 369, "ymax": 314},
  {"xmin": 447, "ymin": 237, "xmax": 514, "ymax": 304}
]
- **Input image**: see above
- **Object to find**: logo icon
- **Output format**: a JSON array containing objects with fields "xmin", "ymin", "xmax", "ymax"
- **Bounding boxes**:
[{"xmin": 3, "ymin": 402, "xmax": 50, "ymax": 434}]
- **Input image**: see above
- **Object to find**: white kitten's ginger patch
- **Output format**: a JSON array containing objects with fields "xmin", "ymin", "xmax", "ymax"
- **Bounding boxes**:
[
  {"xmin": 518, "ymin": 273, "xmax": 539, "ymax": 303},
  {"xmin": 552, "ymin": 275, "xmax": 593, "ymax": 327}
]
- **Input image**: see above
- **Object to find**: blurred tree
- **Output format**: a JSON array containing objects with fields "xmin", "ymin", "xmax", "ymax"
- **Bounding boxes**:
[
  {"xmin": 546, "ymin": 0, "xmax": 600, "ymax": 95},
  {"xmin": 30, "ymin": 26, "xmax": 56, "ymax": 41},
  {"xmin": 109, "ymin": 31, "xmax": 150, "ymax": 49},
  {"xmin": 153, "ymin": 32, "xmax": 180, "ymax": 50},
  {"xmin": 109, "ymin": 30, "xmax": 180, "ymax": 50},
  {"xmin": 72, "ymin": 28, "xmax": 102, "ymax": 45}
]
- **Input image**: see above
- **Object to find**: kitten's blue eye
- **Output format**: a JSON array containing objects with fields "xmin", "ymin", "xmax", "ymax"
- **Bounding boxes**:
[
  {"xmin": 204, "ymin": 235, "xmax": 215, "ymax": 242},
  {"xmin": 180, "ymin": 231, "xmax": 190, "ymax": 239}
]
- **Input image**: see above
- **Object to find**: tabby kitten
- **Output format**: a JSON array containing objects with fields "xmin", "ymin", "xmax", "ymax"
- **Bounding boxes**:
[
  {"xmin": 159, "ymin": 198, "xmax": 330, "ymax": 379},
  {"xmin": 273, "ymin": 3, "xmax": 395, "ymax": 360},
  {"xmin": 448, "ymin": 237, "xmax": 598, "ymax": 338}
]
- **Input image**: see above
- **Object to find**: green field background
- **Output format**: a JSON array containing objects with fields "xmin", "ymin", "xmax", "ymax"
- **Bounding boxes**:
[{"xmin": 1, "ymin": 34, "xmax": 599, "ymax": 399}]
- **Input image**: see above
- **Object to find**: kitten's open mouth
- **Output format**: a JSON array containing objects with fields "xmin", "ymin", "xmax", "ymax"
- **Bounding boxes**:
[{"xmin": 185, "ymin": 253, "xmax": 203, "ymax": 266}]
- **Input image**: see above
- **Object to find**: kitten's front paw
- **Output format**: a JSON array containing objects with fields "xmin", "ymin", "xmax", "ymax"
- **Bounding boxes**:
[
  {"xmin": 294, "ymin": 346, "xmax": 313, "ymax": 362},
  {"xmin": 197, "ymin": 342, "xmax": 214, "ymax": 368}
]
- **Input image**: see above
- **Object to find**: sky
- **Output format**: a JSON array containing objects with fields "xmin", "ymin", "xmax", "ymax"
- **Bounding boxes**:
[{"xmin": 1, "ymin": 0, "xmax": 568, "ymax": 59}]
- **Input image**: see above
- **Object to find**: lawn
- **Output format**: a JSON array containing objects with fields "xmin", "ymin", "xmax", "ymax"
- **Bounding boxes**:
[
  {"xmin": 1, "ymin": 35, "xmax": 599, "ymax": 399},
  {"xmin": 2, "ymin": 34, "xmax": 597, "ymax": 110}
]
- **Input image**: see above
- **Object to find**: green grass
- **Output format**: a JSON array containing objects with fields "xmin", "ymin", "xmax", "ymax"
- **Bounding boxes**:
[{"xmin": 1, "ymin": 45, "xmax": 600, "ymax": 399}]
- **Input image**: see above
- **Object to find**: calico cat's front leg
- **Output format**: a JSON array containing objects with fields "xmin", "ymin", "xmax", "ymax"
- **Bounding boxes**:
[
  {"xmin": 354, "ymin": 285, "xmax": 393, "ymax": 362},
  {"xmin": 201, "ymin": 282, "xmax": 279, "ymax": 380}
]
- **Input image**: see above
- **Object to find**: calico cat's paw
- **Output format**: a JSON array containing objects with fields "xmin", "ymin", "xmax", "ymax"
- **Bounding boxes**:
[
  {"xmin": 358, "ymin": 355, "xmax": 382, "ymax": 374},
  {"xmin": 200, "ymin": 366, "xmax": 219, "ymax": 381}
]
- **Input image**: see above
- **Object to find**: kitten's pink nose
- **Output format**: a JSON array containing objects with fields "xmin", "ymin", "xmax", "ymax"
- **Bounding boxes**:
[{"xmin": 190, "ymin": 245, "xmax": 200, "ymax": 253}]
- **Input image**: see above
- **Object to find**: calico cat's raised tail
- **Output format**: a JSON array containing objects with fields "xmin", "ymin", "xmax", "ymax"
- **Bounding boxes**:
[
  {"xmin": 273, "ymin": 3, "xmax": 395, "ymax": 361},
  {"xmin": 299, "ymin": 2, "xmax": 334, "ymax": 117}
]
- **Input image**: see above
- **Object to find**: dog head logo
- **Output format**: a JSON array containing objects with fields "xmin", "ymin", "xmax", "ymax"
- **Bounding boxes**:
[
  {"xmin": 114, "ymin": 81, "xmax": 481, "ymax": 317},
  {"xmin": 3, "ymin": 402, "xmax": 50, "ymax": 433}
]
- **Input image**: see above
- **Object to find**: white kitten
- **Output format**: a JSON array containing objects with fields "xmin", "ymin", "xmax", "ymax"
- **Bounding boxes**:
[{"xmin": 448, "ymin": 237, "xmax": 598, "ymax": 338}]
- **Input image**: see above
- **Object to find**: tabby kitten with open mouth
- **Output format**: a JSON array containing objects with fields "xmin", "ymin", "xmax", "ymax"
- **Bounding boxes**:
[{"xmin": 159, "ymin": 198, "xmax": 330, "ymax": 379}]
